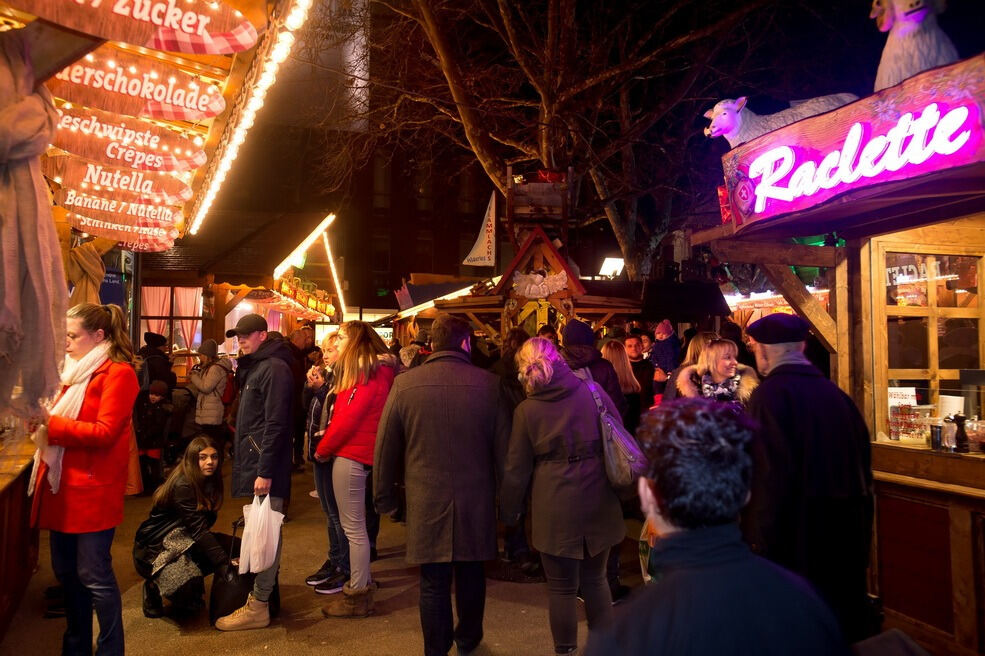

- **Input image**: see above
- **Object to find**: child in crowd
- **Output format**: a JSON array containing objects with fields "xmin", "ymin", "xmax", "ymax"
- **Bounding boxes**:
[{"xmin": 133, "ymin": 379, "xmax": 173, "ymax": 493}]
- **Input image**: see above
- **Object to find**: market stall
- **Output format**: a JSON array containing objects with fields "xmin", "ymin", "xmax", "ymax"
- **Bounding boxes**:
[{"xmin": 693, "ymin": 54, "xmax": 985, "ymax": 655}]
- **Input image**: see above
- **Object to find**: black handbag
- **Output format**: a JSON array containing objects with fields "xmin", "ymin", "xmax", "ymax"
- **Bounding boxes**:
[{"xmin": 208, "ymin": 518, "xmax": 281, "ymax": 625}]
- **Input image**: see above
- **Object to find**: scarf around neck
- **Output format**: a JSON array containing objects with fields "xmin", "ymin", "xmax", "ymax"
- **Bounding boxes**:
[{"xmin": 28, "ymin": 340, "xmax": 112, "ymax": 496}]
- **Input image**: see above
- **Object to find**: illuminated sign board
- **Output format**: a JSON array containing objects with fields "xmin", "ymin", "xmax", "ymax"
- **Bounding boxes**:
[
  {"xmin": 47, "ymin": 46, "xmax": 226, "ymax": 121},
  {"xmin": 722, "ymin": 55, "xmax": 985, "ymax": 230},
  {"xmin": 7, "ymin": 0, "xmax": 258, "ymax": 55},
  {"xmin": 55, "ymin": 187, "xmax": 182, "ymax": 225},
  {"xmin": 43, "ymin": 153, "xmax": 192, "ymax": 206},
  {"xmin": 54, "ymin": 105, "xmax": 206, "ymax": 172}
]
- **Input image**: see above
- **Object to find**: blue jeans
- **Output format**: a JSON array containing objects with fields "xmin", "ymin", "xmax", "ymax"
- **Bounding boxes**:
[
  {"xmin": 314, "ymin": 459, "xmax": 349, "ymax": 575},
  {"xmin": 50, "ymin": 528, "xmax": 123, "ymax": 656}
]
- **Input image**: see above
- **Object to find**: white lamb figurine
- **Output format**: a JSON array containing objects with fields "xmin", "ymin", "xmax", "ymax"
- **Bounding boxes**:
[
  {"xmin": 871, "ymin": 0, "xmax": 959, "ymax": 91},
  {"xmin": 703, "ymin": 94, "xmax": 858, "ymax": 150}
]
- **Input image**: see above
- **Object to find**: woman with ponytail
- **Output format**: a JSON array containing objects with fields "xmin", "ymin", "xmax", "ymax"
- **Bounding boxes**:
[
  {"xmin": 500, "ymin": 337, "xmax": 625, "ymax": 655},
  {"xmin": 29, "ymin": 303, "xmax": 139, "ymax": 655}
]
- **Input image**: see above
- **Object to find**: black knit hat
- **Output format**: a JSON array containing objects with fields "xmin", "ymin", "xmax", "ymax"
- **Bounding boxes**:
[
  {"xmin": 562, "ymin": 319, "xmax": 595, "ymax": 347},
  {"xmin": 144, "ymin": 332, "xmax": 167, "ymax": 348}
]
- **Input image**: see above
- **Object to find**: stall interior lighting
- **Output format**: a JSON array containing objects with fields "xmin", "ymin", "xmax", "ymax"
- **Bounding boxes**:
[
  {"xmin": 724, "ymin": 287, "xmax": 827, "ymax": 311},
  {"xmin": 273, "ymin": 213, "xmax": 336, "ymax": 279},
  {"xmin": 323, "ymin": 232, "xmax": 347, "ymax": 317},
  {"xmin": 188, "ymin": 0, "xmax": 314, "ymax": 235}
]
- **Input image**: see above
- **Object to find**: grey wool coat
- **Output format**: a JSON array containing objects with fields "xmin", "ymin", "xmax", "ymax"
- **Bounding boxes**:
[
  {"xmin": 374, "ymin": 349, "xmax": 511, "ymax": 565},
  {"xmin": 500, "ymin": 363, "xmax": 625, "ymax": 559}
]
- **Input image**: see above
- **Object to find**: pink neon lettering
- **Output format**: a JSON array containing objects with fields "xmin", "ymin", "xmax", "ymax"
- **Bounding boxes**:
[{"xmin": 747, "ymin": 103, "xmax": 973, "ymax": 213}]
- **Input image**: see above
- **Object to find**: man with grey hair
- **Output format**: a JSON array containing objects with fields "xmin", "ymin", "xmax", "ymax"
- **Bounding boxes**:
[{"xmin": 742, "ymin": 313, "xmax": 875, "ymax": 643}]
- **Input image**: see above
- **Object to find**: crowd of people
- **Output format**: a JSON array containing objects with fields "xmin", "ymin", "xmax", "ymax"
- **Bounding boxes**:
[{"xmin": 27, "ymin": 303, "xmax": 876, "ymax": 655}]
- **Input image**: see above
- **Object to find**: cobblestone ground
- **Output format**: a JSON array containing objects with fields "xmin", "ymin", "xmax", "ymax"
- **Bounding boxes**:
[{"xmin": 2, "ymin": 464, "xmax": 644, "ymax": 655}]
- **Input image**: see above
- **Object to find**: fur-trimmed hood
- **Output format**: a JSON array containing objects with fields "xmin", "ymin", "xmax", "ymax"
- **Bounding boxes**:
[{"xmin": 676, "ymin": 363, "xmax": 759, "ymax": 403}]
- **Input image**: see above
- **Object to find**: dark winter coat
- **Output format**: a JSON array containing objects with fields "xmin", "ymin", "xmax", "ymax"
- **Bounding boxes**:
[
  {"xmin": 489, "ymin": 354, "xmax": 525, "ymax": 411},
  {"xmin": 630, "ymin": 358, "xmax": 656, "ymax": 409},
  {"xmin": 374, "ymin": 349, "xmax": 511, "ymax": 564},
  {"xmin": 648, "ymin": 333, "xmax": 681, "ymax": 374},
  {"xmin": 584, "ymin": 524, "xmax": 850, "ymax": 656},
  {"xmin": 137, "ymin": 345, "xmax": 175, "ymax": 390},
  {"xmin": 231, "ymin": 338, "xmax": 296, "ymax": 499},
  {"xmin": 501, "ymin": 363, "xmax": 624, "ymax": 559},
  {"xmin": 133, "ymin": 390, "xmax": 172, "ymax": 450},
  {"xmin": 304, "ymin": 383, "xmax": 330, "ymax": 460},
  {"xmin": 741, "ymin": 362, "xmax": 874, "ymax": 642},
  {"xmin": 133, "ymin": 475, "xmax": 226, "ymax": 579},
  {"xmin": 560, "ymin": 344, "xmax": 628, "ymax": 418}
]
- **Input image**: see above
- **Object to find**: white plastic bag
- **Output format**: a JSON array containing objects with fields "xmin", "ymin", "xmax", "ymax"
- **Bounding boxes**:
[{"xmin": 238, "ymin": 495, "xmax": 284, "ymax": 574}]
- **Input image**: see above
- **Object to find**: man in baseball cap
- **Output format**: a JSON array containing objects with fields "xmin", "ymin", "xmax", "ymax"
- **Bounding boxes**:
[
  {"xmin": 225, "ymin": 313, "xmax": 268, "ymax": 339},
  {"xmin": 216, "ymin": 312, "xmax": 295, "ymax": 631},
  {"xmin": 742, "ymin": 311, "xmax": 875, "ymax": 642}
]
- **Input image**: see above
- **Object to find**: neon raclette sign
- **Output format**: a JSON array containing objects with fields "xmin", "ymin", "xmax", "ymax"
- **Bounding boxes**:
[
  {"xmin": 720, "ymin": 55, "xmax": 985, "ymax": 230},
  {"xmin": 749, "ymin": 103, "xmax": 971, "ymax": 213}
]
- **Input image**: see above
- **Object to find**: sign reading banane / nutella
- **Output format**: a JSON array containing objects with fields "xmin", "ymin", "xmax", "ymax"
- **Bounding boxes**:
[
  {"xmin": 7, "ymin": 0, "xmax": 259, "ymax": 55},
  {"xmin": 47, "ymin": 46, "xmax": 225, "ymax": 121},
  {"xmin": 55, "ymin": 187, "xmax": 182, "ymax": 225},
  {"xmin": 43, "ymin": 153, "xmax": 192, "ymax": 206},
  {"xmin": 55, "ymin": 105, "xmax": 206, "ymax": 172}
]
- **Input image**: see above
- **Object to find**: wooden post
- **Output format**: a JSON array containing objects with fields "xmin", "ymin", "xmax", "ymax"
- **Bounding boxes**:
[
  {"xmin": 830, "ymin": 248, "xmax": 851, "ymax": 392},
  {"xmin": 760, "ymin": 263, "xmax": 837, "ymax": 352}
]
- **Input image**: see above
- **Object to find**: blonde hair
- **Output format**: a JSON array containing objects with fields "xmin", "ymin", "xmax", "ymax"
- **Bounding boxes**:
[
  {"xmin": 333, "ymin": 321, "xmax": 388, "ymax": 391},
  {"xmin": 683, "ymin": 331, "xmax": 719, "ymax": 367},
  {"xmin": 515, "ymin": 337, "xmax": 564, "ymax": 395},
  {"xmin": 601, "ymin": 340, "xmax": 641, "ymax": 395},
  {"xmin": 697, "ymin": 339, "xmax": 738, "ymax": 376},
  {"xmin": 67, "ymin": 303, "xmax": 134, "ymax": 364}
]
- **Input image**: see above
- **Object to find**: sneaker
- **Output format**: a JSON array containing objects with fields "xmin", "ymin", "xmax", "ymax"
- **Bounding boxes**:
[
  {"xmin": 314, "ymin": 570, "xmax": 348, "ymax": 595},
  {"xmin": 306, "ymin": 559, "xmax": 335, "ymax": 586},
  {"xmin": 215, "ymin": 593, "xmax": 270, "ymax": 631}
]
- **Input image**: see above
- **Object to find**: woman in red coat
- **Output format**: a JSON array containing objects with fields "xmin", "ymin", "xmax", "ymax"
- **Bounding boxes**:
[
  {"xmin": 315, "ymin": 321, "xmax": 395, "ymax": 618},
  {"xmin": 30, "ymin": 303, "xmax": 139, "ymax": 655}
]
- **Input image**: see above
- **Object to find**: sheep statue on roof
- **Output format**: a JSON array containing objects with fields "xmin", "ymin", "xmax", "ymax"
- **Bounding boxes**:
[
  {"xmin": 871, "ymin": 0, "xmax": 959, "ymax": 91},
  {"xmin": 703, "ymin": 93, "xmax": 858, "ymax": 150}
]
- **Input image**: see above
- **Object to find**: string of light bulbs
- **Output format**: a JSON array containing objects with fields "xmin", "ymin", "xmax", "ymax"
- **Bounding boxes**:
[{"xmin": 187, "ymin": 0, "xmax": 313, "ymax": 235}]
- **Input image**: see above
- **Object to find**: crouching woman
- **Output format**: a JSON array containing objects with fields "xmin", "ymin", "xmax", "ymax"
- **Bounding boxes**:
[{"xmin": 134, "ymin": 436, "xmax": 230, "ymax": 617}]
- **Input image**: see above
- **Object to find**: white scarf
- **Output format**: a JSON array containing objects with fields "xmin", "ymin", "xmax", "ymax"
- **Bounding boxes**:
[{"xmin": 28, "ymin": 341, "xmax": 112, "ymax": 496}]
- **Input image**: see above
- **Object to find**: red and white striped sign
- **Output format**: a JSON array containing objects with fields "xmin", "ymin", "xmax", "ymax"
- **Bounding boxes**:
[
  {"xmin": 43, "ymin": 153, "xmax": 192, "ymax": 206},
  {"xmin": 47, "ymin": 46, "xmax": 226, "ymax": 121},
  {"xmin": 54, "ymin": 104, "xmax": 206, "ymax": 172},
  {"xmin": 7, "ymin": 0, "xmax": 259, "ymax": 55}
]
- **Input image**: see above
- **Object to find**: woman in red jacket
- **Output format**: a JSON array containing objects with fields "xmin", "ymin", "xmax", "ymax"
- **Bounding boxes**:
[
  {"xmin": 30, "ymin": 303, "xmax": 139, "ymax": 655},
  {"xmin": 315, "ymin": 321, "xmax": 395, "ymax": 618}
]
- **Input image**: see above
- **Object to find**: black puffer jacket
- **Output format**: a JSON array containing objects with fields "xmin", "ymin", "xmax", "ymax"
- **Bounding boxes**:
[
  {"xmin": 133, "ymin": 475, "xmax": 226, "ymax": 579},
  {"xmin": 560, "ymin": 345, "xmax": 628, "ymax": 419},
  {"xmin": 231, "ymin": 338, "xmax": 296, "ymax": 499}
]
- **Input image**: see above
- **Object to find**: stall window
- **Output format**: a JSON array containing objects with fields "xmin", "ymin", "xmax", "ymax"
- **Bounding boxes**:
[
  {"xmin": 140, "ymin": 286, "xmax": 203, "ymax": 352},
  {"xmin": 877, "ymin": 249, "xmax": 984, "ymax": 442}
]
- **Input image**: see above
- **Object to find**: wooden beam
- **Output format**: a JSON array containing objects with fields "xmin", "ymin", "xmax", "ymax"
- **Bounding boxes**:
[
  {"xmin": 760, "ymin": 263, "xmax": 837, "ymax": 352},
  {"xmin": 465, "ymin": 312, "xmax": 499, "ymax": 341},
  {"xmin": 709, "ymin": 240, "xmax": 839, "ymax": 268},
  {"xmin": 831, "ymin": 248, "xmax": 851, "ymax": 391},
  {"xmin": 690, "ymin": 223, "xmax": 735, "ymax": 246}
]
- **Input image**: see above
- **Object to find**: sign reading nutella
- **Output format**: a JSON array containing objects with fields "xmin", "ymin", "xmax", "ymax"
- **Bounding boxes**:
[
  {"xmin": 6, "ymin": 0, "xmax": 259, "ymax": 55},
  {"xmin": 721, "ymin": 56, "xmax": 985, "ymax": 231},
  {"xmin": 56, "ymin": 188, "xmax": 182, "ymax": 224},
  {"xmin": 55, "ymin": 105, "xmax": 206, "ymax": 172},
  {"xmin": 47, "ymin": 46, "xmax": 225, "ymax": 121},
  {"xmin": 43, "ymin": 153, "xmax": 192, "ymax": 206}
]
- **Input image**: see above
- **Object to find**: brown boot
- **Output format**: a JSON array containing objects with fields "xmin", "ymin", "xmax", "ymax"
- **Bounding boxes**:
[
  {"xmin": 322, "ymin": 582, "xmax": 374, "ymax": 618},
  {"xmin": 215, "ymin": 593, "xmax": 270, "ymax": 631}
]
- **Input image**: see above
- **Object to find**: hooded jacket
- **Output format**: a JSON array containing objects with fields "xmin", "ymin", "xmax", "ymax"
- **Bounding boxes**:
[
  {"xmin": 188, "ymin": 357, "xmax": 233, "ymax": 426},
  {"xmin": 231, "ymin": 338, "xmax": 296, "ymax": 499},
  {"xmin": 675, "ymin": 363, "xmax": 759, "ymax": 406},
  {"xmin": 501, "ymin": 362, "xmax": 625, "ymax": 559},
  {"xmin": 560, "ymin": 344, "xmax": 628, "ymax": 419}
]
